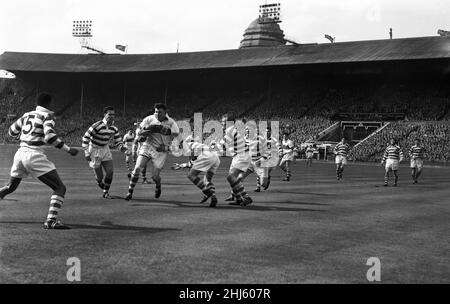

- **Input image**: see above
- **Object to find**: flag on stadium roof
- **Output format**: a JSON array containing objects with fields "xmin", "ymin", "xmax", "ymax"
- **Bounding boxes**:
[
  {"xmin": 115, "ymin": 44, "xmax": 127, "ymax": 52},
  {"xmin": 324, "ymin": 34, "xmax": 335, "ymax": 43}
]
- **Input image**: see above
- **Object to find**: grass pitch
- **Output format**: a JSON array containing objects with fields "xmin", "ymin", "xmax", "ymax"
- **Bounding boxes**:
[{"xmin": 0, "ymin": 145, "xmax": 449, "ymax": 283}]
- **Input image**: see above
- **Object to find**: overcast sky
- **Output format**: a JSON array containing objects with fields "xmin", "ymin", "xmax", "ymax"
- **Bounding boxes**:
[{"xmin": 0, "ymin": 0, "xmax": 449, "ymax": 55}]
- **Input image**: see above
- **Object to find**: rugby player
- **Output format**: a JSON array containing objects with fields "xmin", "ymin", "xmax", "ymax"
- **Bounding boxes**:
[
  {"xmin": 334, "ymin": 138, "xmax": 351, "ymax": 180},
  {"xmin": 222, "ymin": 115, "xmax": 253, "ymax": 206},
  {"xmin": 122, "ymin": 129, "xmax": 135, "ymax": 176},
  {"xmin": 125, "ymin": 103, "xmax": 179, "ymax": 201},
  {"xmin": 381, "ymin": 138, "xmax": 404, "ymax": 187},
  {"xmin": 173, "ymin": 135, "xmax": 220, "ymax": 207},
  {"xmin": 132, "ymin": 120, "xmax": 152, "ymax": 184},
  {"xmin": 305, "ymin": 145, "xmax": 315, "ymax": 167},
  {"xmin": 0, "ymin": 93, "xmax": 78, "ymax": 229},
  {"xmin": 279, "ymin": 132, "xmax": 294, "ymax": 181},
  {"xmin": 82, "ymin": 106, "xmax": 130, "ymax": 198},
  {"xmin": 409, "ymin": 138, "xmax": 426, "ymax": 184}
]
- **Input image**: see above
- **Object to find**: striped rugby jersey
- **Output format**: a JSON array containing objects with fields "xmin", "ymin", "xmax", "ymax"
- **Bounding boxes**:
[
  {"xmin": 82, "ymin": 119, "xmax": 124, "ymax": 151},
  {"xmin": 245, "ymin": 135, "xmax": 268, "ymax": 161},
  {"xmin": 184, "ymin": 140, "xmax": 210, "ymax": 156},
  {"xmin": 266, "ymin": 136, "xmax": 278, "ymax": 150},
  {"xmin": 9, "ymin": 106, "xmax": 70, "ymax": 152},
  {"xmin": 409, "ymin": 145, "xmax": 425, "ymax": 159},
  {"xmin": 334, "ymin": 142, "xmax": 351, "ymax": 157},
  {"xmin": 265, "ymin": 136, "xmax": 279, "ymax": 159},
  {"xmin": 223, "ymin": 126, "xmax": 247, "ymax": 157},
  {"xmin": 382, "ymin": 145, "xmax": 404, "ymax": 162}
]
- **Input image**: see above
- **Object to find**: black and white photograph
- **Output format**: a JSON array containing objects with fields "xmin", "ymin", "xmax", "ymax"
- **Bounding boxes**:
[{"xmin": 0, "ymin": 0, "xmax": 449, "ymax": 288}]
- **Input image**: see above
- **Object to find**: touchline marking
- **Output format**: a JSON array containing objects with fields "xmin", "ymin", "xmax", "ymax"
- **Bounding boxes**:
[
  {"xmin": 21, "ymin": 181, "xmax": 43, "ymax": 185},
  {"xmin": 0, "ymin": 180, "xmax": 42, "ymax": 186}
]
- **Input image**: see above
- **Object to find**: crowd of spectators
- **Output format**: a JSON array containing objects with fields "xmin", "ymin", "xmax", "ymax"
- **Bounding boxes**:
[
  {"xmin": 2, "ymin": 78, "xmax": 450, "ymax": 163},
  {"xmin": 351, "ymin": 122, "xmax": 450, "ymax": 163},
  {"xmin": 279, "ymin": 117, "xmax": 332, "ymax": 143}
]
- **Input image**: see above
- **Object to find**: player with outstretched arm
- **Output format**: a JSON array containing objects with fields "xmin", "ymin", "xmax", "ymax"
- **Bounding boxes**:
[{"xmin": 0, "ymin": 93, "xmax": 78, "ymax": 229}]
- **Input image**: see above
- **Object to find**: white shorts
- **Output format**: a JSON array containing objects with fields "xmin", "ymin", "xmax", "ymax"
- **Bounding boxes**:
[
  {"xmin": 229, "ymin": 154, "xmax": 252, "ymax": 172},
  {"xmin": 335, "ymin": 155, "xmax": 348, "ymax": 165},
  {"xmin": 410, "ymin": 158, "xmax": 423, "ymax": 169},
  {"xmin": 139, "ymin": 144, "xmax": 168, "ymax": 170},
  {"xmin": 88, "ymin": 145, "xmax": 113, "ymax": 169},
  {"xmin": 248, "ymin": 160, "xmax": 269, "ymax": 178},
  {"xmin": 192, "ymin": 152, "xmax": 220, "ymax": 173},
  {"xmin": 280, "ymin": 153, "xmax": 294, "ymax": 165},
  {"xmin": 125, "ymin": 144, "xmax": 133, "ymax": 161},
  {"xmin": 385, "ymin": 159, "xmax": 400, "ymax": 171},
  {"xmin": 306, "ymin": 152, "xmax": 314, "ymax": 159},
  {"xmin": 260, "ymin": 155, "xmax": 278, "ymax": 168},
  {"xmin": 10, "ymin": 146, "xmax": 56, "ymax": 179}
]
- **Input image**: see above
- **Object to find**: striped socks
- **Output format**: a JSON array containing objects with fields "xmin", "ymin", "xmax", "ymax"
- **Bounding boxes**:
[
  {"xmin": 191, "ymin": 176, "xmax": 215, "ymax": 197},
  {"xmin": 256, "ymin": 176, "xmax": 261, "ymax": 189},
  {"xmin": 128, "ymin": 173, "xmax": 139, "ymax": 195},
  {"xmin": 230, "ymin": 179, "xmax": 249, "ymax": 199},
  {"xmin": 47, "ymin": 194, "xmax": 64, "ymax": 221}
]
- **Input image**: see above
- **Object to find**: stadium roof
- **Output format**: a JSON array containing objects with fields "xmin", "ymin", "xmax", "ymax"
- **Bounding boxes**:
[{"xmin": 1, "ymin": 36, "xmax": 449, "ymax": 73}]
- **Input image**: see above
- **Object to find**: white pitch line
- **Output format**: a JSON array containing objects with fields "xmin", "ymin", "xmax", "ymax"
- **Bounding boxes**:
[{"xmin": 19, "ymin": 181, "xmax": 42, "ymax": 185}]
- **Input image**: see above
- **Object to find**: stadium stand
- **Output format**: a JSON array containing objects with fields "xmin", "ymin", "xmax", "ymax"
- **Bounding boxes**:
[
  {"xmin": 2, "ymin": 73, "xmax": 450, "ymax": 164},
  {"xmin": 1, "ymin": 36, "xmax": 450, "ymax": 163}
]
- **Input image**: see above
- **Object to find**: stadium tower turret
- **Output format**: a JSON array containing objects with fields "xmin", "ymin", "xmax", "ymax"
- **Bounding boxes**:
[{"xmin": 239, "ymin": 17, "xmax": 286, "ymax": 48}]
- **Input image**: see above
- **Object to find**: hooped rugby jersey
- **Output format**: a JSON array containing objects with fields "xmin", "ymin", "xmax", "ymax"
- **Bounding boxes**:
[
  {"xmin": 382, "ymin": 145, "xmax": 404, "ymax": 162},
  {"xmin": 82, "ymin": 119, "xmax": 125, "ymax": 152},
  {"xmin": 9, "ymin": 106, "xmax": 70, "ymax": 152}
]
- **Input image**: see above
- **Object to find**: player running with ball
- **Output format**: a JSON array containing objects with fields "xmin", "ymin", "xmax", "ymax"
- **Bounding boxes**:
[{"xmin": 125, "ymin": 103, "xmax": 179, "ymax": 201}]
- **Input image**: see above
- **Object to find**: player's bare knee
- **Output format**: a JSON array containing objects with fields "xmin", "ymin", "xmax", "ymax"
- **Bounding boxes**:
[{"xmin": 133, "ymin": 167, "xmax": 141, "ymax": 175}]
